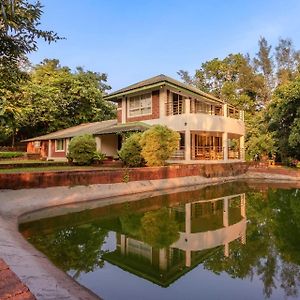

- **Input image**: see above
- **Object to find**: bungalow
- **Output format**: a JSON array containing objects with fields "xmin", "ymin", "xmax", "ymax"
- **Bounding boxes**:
[{"xmin": 24, "ymin": 74, "xmax": 245, "ymax": 163}]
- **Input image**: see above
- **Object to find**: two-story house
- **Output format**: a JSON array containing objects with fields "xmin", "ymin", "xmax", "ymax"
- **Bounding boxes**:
[{"xmin": 24, "ymin": 74, "xmax": 245, "ymax": 163}]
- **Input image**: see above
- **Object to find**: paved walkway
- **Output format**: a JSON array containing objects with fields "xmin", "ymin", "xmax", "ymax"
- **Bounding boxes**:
[{"xmin": 0, "ymin": 259, "xmax": 35, "ymax": 300}]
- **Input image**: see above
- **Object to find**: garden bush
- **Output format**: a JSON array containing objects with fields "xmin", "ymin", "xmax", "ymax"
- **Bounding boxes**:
[
  {"xmin": 118, "ymin": 133, "xmax": 144, "ymax": 167},
  {"xmin": 140, "ymin": 125, "xmax": 180, "ymax": 166},
  {"xmin": 0, "ymin": 152, "xmax": 25, "ymax": 159},
  {"xmin": 67, "ymin": 134, "xmax": 97, "ymax": 165}
]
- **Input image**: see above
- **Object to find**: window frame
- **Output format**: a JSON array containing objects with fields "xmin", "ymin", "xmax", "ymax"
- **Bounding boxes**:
[
  {"xmin": 55, "ymin": 139, "xmax": 65, "ymax": 152},
  {"xmin": 127, "ymin": 93, "xmax": 152, "ymax": 118}
]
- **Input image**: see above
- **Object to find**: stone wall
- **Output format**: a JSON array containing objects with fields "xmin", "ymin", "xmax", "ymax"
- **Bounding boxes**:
[{"xmin": 0, "ymin": 162, "xmax": 249, "ymax": 190}]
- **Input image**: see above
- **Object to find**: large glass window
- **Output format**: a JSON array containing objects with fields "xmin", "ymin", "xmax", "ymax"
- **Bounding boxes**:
[{"xmin": 128, "ymin": 93, "xmax": 152, "ymax": 117}]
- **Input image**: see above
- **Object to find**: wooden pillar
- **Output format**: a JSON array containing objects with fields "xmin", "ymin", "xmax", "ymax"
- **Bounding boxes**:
[
  {"xmin": 121, "ymin": 97, "xmax": 126, "ymax": 124},
  {"xmin": 239, "ymin": 135, "xmax": 245, "ymax": 161},
  {"xmin": 185, "ymin": 130, "xmax": 191, "ymax": 162},
  {"xmin": 48, "ymin": 140, "xmax": 52, "ymax": 160}
]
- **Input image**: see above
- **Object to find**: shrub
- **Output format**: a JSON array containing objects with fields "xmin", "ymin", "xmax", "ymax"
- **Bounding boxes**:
[
  {"xmin": 118, "ymin": 133, "xmax": 144, "ymax": 167},
  {"xmin": 0, "ymin": 152, "xmax": 25, "ymax": 159},
  {"xmin": 68, "ymin": 134, "xmax": 97, "ymax": 165},
  {"xmin": 93, "ymin": 151, "xmax": 106, "ymax": 164},
  {"xmin": 140, "ymin": 125, "xmax": 180, "ymax": 166}
]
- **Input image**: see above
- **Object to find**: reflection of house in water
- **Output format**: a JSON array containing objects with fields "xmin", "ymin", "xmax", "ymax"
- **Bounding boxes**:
[{"xmin": 104, "ymin": 193, "xmax": 247, "ymax": 287}]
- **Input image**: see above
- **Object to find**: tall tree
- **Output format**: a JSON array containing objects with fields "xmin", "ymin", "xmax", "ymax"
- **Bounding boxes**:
[
  {"xmin": 253, "ymin": 37, "xmax": 274, "ymax": 102},
  {"xmin": 0, "ymin": 0, "xmax": 60, "ymax": 145},
  {"xmin": 19, "ymin": 59, "xmax": 116, "ymax": 139},
  {"xmin": 275, "ymin": 38, "xmax": 300, "ymax": 84}
]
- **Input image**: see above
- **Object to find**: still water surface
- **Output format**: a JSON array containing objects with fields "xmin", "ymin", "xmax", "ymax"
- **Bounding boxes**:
[{"xmin": 19, "ymin": 181, "xmax": 300, "ymax": 300}]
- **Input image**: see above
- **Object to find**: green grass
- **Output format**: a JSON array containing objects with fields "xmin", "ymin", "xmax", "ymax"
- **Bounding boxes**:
[
  {"xmin": 0, "ymin": 165, "xmax": 119, "ymax": 173},
  {"xmin": 0, "ymin": 159, "xmax": 54, "ymax": 165}
]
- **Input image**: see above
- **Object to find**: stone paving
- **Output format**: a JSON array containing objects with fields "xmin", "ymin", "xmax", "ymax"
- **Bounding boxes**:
[{"xmin": 0, "ymin": 259, "xmax": 35, "ymax": 300}]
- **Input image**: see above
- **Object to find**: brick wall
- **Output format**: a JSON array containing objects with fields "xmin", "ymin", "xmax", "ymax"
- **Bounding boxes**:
[
  {"xmin": 50, "ymin": 140, "xmax": 66, "ymax": 158},
  {"xmin": 0, "ymin": 162, "xmax": 249, "ymax": 189},
  {"xmin": 126, "ymin": 90, "xmax": 160, "ymax": 122}
]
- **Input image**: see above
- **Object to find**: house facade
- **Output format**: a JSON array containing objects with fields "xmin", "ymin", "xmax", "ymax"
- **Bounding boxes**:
[
  {"xmin": 105, "ymin": 74, "xmax": 245, "ymax": 163},
  {"xmin": 24, "ymin": 74, "xmax": 245, "ymax": 163}
]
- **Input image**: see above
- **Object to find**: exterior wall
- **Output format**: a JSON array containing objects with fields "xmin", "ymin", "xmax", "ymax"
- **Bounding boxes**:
[
  {"xmin": 143, "ymin": 111, "xmax": 245, "ymax": 136},
  {"xmin": 0, "ymin": 162, "xmax": 249, "ymax": 189},
  {"xmin": 125, "ymin": 90, "xmax": 160, "ymax": 123},
  {"xmin": 26, "ymin": 141, "xmax": 48, "ymax": 158},
  {"xmin": 50, "ymin": 139, "xmax": 66, "ymax": 158},
  {"xmin": 117, "ymin": 101, "xmax": 122, "ymax": 123},
  {"xmin": 100, "ymin": 134, "xmax": 118, "ymax": 157}
]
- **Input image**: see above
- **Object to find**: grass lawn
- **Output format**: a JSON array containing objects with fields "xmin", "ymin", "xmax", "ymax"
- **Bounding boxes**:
[
  {"xmin": 0, "ymin": 160, "xmax": 55, "ymax": 165},
  {"xmin": 0, "ymin": 165, "xmax": 119, "ymax": 173}
]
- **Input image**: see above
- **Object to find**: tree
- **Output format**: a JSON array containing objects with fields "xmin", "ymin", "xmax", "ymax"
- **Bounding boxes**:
[
  {"xmin": 253, "ymin": 37, "xmax": 274, "ymax": 102},
  {"xmin": 267, "ymin": 77, "xmax": 300, "ymax": 161},
  {"xmin": 275, "ymin": 38, "xmax": 300, "ymax": 84},
  {"xmin": 19, "ymin": 59, "xmax": 115, "ymax": 139},
  {"xmin": 0, "ymin": 0, "xmax": 60, "ymax": 145},
  {"xmin": 140, "ymin": 125, "xmax": 180, "ymax": 167}
]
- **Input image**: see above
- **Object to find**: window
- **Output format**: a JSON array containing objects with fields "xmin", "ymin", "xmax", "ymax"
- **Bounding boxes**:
[
  {"xmin": 128, "ymin": 93, "xmax": 152, "ymax": 117},
  {"xmin": 55, "ymin": 139, "xmax": 64, "ymax": 151}
]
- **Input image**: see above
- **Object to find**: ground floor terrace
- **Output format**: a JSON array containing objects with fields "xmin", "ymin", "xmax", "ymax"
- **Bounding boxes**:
[{"xmin": 171, "ymin": 130, "xmax": 245, "ymax": 163}]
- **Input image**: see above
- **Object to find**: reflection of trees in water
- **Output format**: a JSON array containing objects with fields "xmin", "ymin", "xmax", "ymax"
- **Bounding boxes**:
[
  {"xmin": 120, "ymin": 208, "xmax": 180, "ymax": 249},
  {"xmin": 203, "ymin": 188, "xmax": 300, "ymax": 299},
  {"xmin": 28, "ymin": 223, "xmax": 108, "ymax": 278}
]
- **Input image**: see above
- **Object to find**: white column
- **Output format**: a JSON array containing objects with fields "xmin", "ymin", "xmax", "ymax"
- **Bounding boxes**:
[
  {"xmin": 185, "ymin": 97, "xmax": 190, "ymax": 114},
  {"xmin": 48, "ymin": 140, "xmax": 52, "ymax": 160},
  {"xmin": 120, "ymin": 234, "xmax": 126, "ymax": 255},
  {"xmin": 65, "ymin": 138, "xmax": 70, "ymax": 155},
  {"xmin": 121, "ymin": 98, "xmax": 126, "ymax": 124},
  {"xmin": 95, "ymin": 136, "xmax": 101, "ymax": 152},
  {"xmin": 159, "ymin": 248, "xmax": 168, "ymax": 271},
  {"xmin": 185, "ymin": 250, "xmax": 191, "ymax": 267},
  {"xmin": 224, "ymin": 243, "xmax": 229, "ymax": 257},
  {"xmin": 185, "ymin": 203, "xmax": 191, "ymax": 234},
  {"xmin": 222, "ymin": 132, "xmax": 228, "ymax": 161},
  {"xmin": 159, "ymin": 87, "xmax": 167, "ymax": 117},
  {"xmin": 223, "ymin": 197, "xmax": 229, "ymax": 227},
  {"xmin": 239, "ymin": 135, "xmax": 245, "ymax": 161},
  {"xmin": 240, "ymin": 193, "xmax": 246, "ymax": 218},
  {"xmin": 223, "ymin": 103, "xmax": 228, "ymax": 117},
  {"xmin": 184, "ymin": 130, "xmax": 191, "ymax": 162}
]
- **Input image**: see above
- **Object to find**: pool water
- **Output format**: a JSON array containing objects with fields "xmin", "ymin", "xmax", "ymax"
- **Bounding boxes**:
[{"xmin": 19, "ymin": 181, "xmax": 300, "ymax": 300}]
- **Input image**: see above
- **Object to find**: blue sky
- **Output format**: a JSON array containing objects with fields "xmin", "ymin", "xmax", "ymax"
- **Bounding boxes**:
[{"xmin": 29, "ymin": 0, "xmax": 300, "ymax": 91}]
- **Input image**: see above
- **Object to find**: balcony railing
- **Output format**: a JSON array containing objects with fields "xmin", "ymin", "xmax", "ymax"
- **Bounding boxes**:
[
  {"xmin": 191, "ymin": 146, "xmax": 224, "ymax": 160},
  {"xmin": 165, "ymin": 101, "xmax": 185, "ymax": 116},
  {"xmin": 228, "ymin": 148, "xmax": 244, "ymax": 160},
  {"xmin": 170, "ymin": 146, "xmax": 185, "ymax": 160}
]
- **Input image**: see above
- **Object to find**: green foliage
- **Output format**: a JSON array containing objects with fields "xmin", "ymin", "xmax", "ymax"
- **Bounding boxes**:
[
  {"xmin": 19, "ymin": 59, "xmax": 115, "ymax": 139},
  {"xmin": 68, "ymin": 134, "xmax": 97, "ymax": 165},
  {"xmin": 93, "ymin": 151, "xmax": 105, "ymax": 164},
  {"xmin": 140, "ymin": 125, "xmax": 180, "ymax": 167},
  {"xmin": 140, "ymin": 208, "xmax": 179, "ymax": 249},
  {"xmin": 0, "ymin": 0, "xmax": 60, "ymax": 145},
  {"xmin": 245, "ymin": 112, "xmax": 276, "ymax": 160},
  {"xmin": 118, "ymin": 133, "xmax": 144, "ymax": 167},
  {"xmin": 267, "ymin": 77, "xmax": 300, "ymax": 160},
  {"xmin": 0, "ymin": 151, "xmax": 24, "ymax": 159}
]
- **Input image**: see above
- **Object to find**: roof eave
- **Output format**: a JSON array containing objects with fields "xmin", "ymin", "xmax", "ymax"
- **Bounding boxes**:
[{"xmin": 104, "ymin": 80, "xmax": 224, "ymax": 104}]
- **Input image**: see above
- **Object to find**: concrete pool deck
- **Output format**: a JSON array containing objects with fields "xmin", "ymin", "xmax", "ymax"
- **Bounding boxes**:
[{"xmin": 0, "ymin": 172, "xmax": 299, "ymax": 300}]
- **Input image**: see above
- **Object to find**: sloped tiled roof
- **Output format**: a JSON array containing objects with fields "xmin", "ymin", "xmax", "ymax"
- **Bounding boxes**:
[
  {"xmin": 95, "ymin": 122, "xmax": 150, "ymax": 135},
  {"xmin": 104, "ymin": 74, "xmax": 224, "ymax": 103},
  {"xmin": 23, "ymin": 119, "xmax": 117, "ymax": 142}
]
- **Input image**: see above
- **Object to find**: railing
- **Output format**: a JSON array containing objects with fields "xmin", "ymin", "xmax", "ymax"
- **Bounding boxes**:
[
  {"xmin": 228, "ymin": 147, "xmax": 242, "ymax": 159},
  {"xmin": 170, "ymin": 146, "xmax": 185, "ymax": 160},
  {"xmin": 190, "ymin": 100, "xmax": 223, "ymax": 116},
  {"xmin": 191, "ymin": 146, "xmax": 224, "ymax": 160},
  {"xmin": 165, "ymin": 101, "xmax": 185, "ymax": 116},
  {"xmin": 227, "ymin": 105, "xmax": 240, "ymax": 119}
]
